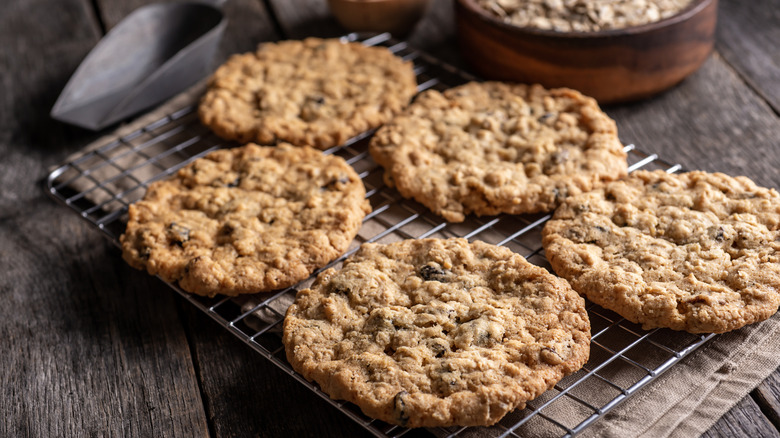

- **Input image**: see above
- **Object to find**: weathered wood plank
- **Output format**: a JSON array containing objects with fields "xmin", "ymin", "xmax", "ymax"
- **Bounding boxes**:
[
  {"xmin": 701, "ymin": 396, "xmax": 780, "ymax": 438},
  {"xmin": 1, "ymin": 212, "xmax": 210, "ymax": 437},
  {"xmin": 716, "ymin": 0, "xmax": 780, "ymax": 113},
  {"xmin": 179, "ymin": 304, "xmax": 375, "ymax": 437},
  {"xmin": 0, "ymin": 0, "xmax": 103, "ymax": 178},
  {"xmin": 754, "ymin": 372, "xmax": 780, "ymax": 431},
  {"xmin": 605, "ymin": 54, "xmax": 780, "ymax": 190},
  {"xmin": 0, "ymin": 0, "xmax": 210, "ymax": 436}
]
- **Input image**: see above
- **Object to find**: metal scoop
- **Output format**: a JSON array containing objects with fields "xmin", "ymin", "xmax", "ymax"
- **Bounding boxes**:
[{"xmin": 51, "ymin": 1, "xmax": 227, "ymax": 130}]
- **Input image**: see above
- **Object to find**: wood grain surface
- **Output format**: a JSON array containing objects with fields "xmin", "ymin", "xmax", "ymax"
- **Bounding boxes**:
[
  {"xmin": 756, "ymin": 372, "xmax": 780, "ymax": 431},
  {"xmin": 605, "ymin": 53, "xmax": 780, "ymax": 189},
  {"xmin": 1, "ymin": 1, "xmax": 208, "ymax": 436},
  {"xmin": 1, "ymin": 0, "xmax": 778, "ymax": 436},
  {"xmin": 716, "ymin": 0, "xmax": 780, "ymax": 113}
]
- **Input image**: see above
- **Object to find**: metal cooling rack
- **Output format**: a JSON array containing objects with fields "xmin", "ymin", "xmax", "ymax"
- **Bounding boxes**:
[{"xmin": 46, "ymin": 33, "xmax": 715, "ymax": 438}]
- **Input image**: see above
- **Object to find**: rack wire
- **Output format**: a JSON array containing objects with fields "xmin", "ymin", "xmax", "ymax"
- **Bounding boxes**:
[{"xmin": 46, "ymin": 33, "xmax": 715, "ymax": 437}]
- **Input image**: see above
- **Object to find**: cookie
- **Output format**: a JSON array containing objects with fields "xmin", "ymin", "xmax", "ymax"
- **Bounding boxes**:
[
  {"xmin": 120, "ymin": 143, "xmax": 371, "ymax": 297},
  {"xmin": 369, "ymin": 81, "xmax": 627, "ymax": 222},
  {"xmin": 198, "ymin": 38, "xmax": 418, "ymax": 150},
  {"xmin": 283, "ymin": 238, "xmax": 590, "ymax": 427},
  {"xmin": 542, "ymin": 170, "xmax": 780, "ymax": 333}
]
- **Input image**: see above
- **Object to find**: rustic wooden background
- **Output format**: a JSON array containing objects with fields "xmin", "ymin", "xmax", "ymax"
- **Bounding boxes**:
[{"xmin": 1, "ymin": 0, "xmax": 778, "ymax": 436}]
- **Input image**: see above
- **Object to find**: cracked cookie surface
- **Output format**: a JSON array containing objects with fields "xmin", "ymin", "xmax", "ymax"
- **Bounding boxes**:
[
  {"xmin": 369, "ymin": 81, "xmax": 627, "ymax": 222},
  {"xmin": 120, "ymin": 143, "xmax": 371, "ymax": 297},
  {"xmin": 198, "ymin": 37, "xmax": 417, "ymax": 149},
  {"xmin": 543, "ymin": 170, "xmax": 780, "ymax": 333},
  {"xmin": 283, "ymin": 238, "xmax": 590, "ymax": 427}
]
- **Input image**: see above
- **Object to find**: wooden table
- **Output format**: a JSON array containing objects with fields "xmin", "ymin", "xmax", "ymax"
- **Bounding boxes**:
[{"xmin": 2, "ymin": 0, "xmax": 779, "ymax": 436}]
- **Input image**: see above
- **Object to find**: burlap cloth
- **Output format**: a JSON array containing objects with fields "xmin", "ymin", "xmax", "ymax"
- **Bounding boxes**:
[{"xmin": 58, "ymin": 81, "xmax": 780, "ymax": 438}]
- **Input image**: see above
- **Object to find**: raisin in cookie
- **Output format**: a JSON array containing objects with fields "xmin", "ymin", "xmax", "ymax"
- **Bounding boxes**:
[
  {"xmin": 543, "ymin": 170, "xmax": 780, "ymax": 333},
  {"xmin": 369, "ymin": 81, "xmax": 627, "ymax": 222},
  {"xmin": 283, "ymin": 238, "xmax": 590, "ymax": 427},
  {"xmin": 120, "ymin": 143, "xmax": 371, "ymax": 297},
  {"xmin": 198, "ymin": 38, "xmax": 417, "ymax": 150}
]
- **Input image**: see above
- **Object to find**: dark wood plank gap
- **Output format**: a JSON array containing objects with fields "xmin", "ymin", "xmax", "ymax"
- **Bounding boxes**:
[
  {"xmin": 752, "ymin": 373, "xmax": 780, "ymax": 432},
  {"xmin": 89, "ymin": 0, "xmax": 107, "ymax": 34},
  {"xmin": 260, "ymin": 0, "xmax": 289, "ymax": 40}
]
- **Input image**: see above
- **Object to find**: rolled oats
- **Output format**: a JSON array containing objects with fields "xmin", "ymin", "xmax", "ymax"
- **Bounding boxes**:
[{"xmin": 475, "ymin": 0, "xmax": 695, "ymax": 32}]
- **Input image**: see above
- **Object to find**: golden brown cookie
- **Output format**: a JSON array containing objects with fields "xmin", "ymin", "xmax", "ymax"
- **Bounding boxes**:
[
  {"xmin": 198, "ymin": 38, "xmax": 417, "ymax": 149},
  {"xmin": 543, "ymin": 170, "xmax": 780, "ymax": 333},
  {"xmin": 120, "ymin": 143, "xmax": 371, "ymax": 297},
  {"xmin": 369, "ymin": 81, "xmax": 627, "ymax": 222},
  {"xmin": 283, "ymin": 238, "xmax": 590, "ymax": 427}
]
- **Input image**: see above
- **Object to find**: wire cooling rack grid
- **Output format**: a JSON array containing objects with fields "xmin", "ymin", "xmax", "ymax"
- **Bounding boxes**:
[{"xmin": 46, "ymin": 33, "xmax": 715, "ymax": 438}]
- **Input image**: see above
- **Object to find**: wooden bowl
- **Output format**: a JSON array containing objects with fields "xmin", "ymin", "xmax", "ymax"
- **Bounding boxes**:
[{"xmin": 455, "ymin": 0, "xmax": 718, "ymax": 103}]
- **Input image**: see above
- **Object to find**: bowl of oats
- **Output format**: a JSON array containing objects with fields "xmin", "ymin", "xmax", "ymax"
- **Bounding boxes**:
[{"xmin": 455, "ymin": 0, "xmax": 717, "ymax": 103}]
